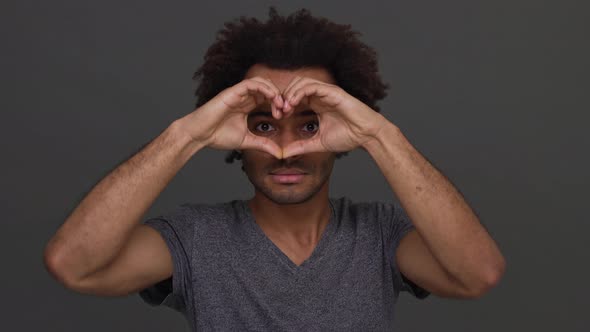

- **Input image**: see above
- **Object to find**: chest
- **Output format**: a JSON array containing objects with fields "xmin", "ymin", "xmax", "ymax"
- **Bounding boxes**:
[
  {"xmin": 192, "ymin": 256, "xmax": 396, "ymax": 331},
  {"xmin": 189, "ymin": 219, "xmax": 397, "ymax": 330},
  {"xmin": 264, "ymin": 234, "xmax": 318, "ymax": 267}
]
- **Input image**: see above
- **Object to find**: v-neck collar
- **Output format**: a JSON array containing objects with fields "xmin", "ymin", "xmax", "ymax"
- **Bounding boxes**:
[{"xmin": 239, "ymin": 198, "xmax": 337, "ymax": 273}]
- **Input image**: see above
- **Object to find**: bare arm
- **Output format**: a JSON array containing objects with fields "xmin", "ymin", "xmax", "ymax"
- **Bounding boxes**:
[
  {"xmin": 44, "ymin": 77, "xmax": 284, "ymax": 294},
  {"xmin": 43, "ymin": 119, "xmax": 205, "ymax": 287},
  {"xmin": 362, "ymin": 121, "xmax": 506, "ymax": 297}
]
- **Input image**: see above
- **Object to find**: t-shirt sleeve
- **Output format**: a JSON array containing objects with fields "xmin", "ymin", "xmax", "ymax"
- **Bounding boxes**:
[
  {"xmin": 137, "ymin": 203, "xmax": 195, "ymax": 312},
  {"xmin": 380, "ymin": 201, "xmax": 430, "ymax": 300}
]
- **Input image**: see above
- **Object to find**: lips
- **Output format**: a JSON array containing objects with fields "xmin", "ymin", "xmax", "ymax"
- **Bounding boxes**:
[
  {"xmin": 269, "ymin": 168, "xmax": 307, "ymax": 184},
  {"xmin": 269, "ymin": 168, "xmax": 306, "ymax": 175},
  {"xmin": 270, "ymin": 173, "xmax": 306, "ymax": 184}
]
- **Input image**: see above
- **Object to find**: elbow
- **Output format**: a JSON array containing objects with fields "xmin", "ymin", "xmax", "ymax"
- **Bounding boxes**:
[
  {"xmin": 468, "ymin": 256, "xmax": 507, "ymax": 299},
  {"xmin": 43, "ymin": 244, "xmax": 82, "ymax": 291},
  {"xmin": 44, "ymin": 249, "xmax": 69, "ymax": 287}
]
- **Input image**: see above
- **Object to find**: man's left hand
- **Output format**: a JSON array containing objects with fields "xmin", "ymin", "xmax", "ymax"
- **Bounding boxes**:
[{"xmin": 280, "ymin": 76, "xmax": 389, "ymax": 159}]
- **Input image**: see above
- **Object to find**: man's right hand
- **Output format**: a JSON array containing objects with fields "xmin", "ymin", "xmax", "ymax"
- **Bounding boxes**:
[
  {"xmin": 178, "ymin": 77, "xmax": 285, "ymax": 159},
  {"xmin": 44, "ymin": 77, "xmax": 289, "ymax": 294}
]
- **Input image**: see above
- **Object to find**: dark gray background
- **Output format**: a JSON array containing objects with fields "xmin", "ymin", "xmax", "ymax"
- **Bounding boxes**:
[{"xmin": 3, "ymin": 0, "xmax": 588, "ymax": 331}]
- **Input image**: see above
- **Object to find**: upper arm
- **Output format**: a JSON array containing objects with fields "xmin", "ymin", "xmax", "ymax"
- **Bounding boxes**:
[
  {"xmin": 396, "ymin": 229, "xmax": 475, "ymax": 299},
  {"xmin": 69, "ymin": 225, "xmax": 174, "ymax": 297}
]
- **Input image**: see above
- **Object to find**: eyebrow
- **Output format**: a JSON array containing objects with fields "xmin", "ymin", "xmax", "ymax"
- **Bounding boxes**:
[{"xmin": 248, "ymin": 110, "xmax": 317, "ymax": 119}]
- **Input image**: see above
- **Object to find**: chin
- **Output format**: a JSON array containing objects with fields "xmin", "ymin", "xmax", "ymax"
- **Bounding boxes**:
[
  {"xmin": 263, "ymin": 190, "xmax": 316, "ymax": 205},
  {"xmin": 253, "ymin": 177, "xmax": 322, "ymax": 205}
]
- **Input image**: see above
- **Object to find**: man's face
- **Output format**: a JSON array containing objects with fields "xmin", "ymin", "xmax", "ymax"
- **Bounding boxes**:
[{"xmin": 240, "ymin": 64, "xmax": 337, "ymax": 205}]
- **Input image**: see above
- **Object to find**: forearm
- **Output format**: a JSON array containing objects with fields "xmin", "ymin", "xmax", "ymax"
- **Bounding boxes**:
[
  {"xmin": 362, "ymin": 118, "xmax": 505, "ymax": 290},
  {"xmin": 44, "ymin": 119, "xmax": 205, "ymax": 284}
]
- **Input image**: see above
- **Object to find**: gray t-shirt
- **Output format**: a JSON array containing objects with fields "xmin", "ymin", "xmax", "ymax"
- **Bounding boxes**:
[{"xmin": 138, "ymin": 196, "xmax": 429, "ymax": 331}]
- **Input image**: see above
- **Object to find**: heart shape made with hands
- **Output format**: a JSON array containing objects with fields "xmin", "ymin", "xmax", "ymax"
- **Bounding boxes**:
[{"xmin": 254, "ymin": 77, "xmax": 385, "ymax": 159}]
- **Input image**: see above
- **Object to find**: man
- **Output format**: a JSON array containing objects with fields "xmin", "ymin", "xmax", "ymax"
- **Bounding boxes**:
[{"xmin": 44, "ymin": 7, "xmax": 505, "ymax": 331}]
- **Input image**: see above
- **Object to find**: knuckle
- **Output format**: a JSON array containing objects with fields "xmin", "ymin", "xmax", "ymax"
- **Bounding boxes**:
[{"xmin": 251, "ymin": 76, "xmax": 270, "ymax": 85}]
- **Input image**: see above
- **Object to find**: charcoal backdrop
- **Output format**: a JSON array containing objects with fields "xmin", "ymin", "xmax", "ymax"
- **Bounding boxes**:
[{"xmin": 2, "ymin": 0, "xmax": 588, "ymax": 331}]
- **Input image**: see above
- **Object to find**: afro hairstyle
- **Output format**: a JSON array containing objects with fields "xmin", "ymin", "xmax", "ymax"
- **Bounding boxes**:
[{"xmin": 191, "ymin": 6, "xmax": 390, "ymax": 164}]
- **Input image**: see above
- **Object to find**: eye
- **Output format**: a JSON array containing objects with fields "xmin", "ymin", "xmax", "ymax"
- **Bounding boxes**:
[
  {"xmin": 302, "ymin": 121, "xmax": 319, "ymax": 133},
  {"xmin": 254, "ymin": 122, "xmax": 275, "ymax": 133}
]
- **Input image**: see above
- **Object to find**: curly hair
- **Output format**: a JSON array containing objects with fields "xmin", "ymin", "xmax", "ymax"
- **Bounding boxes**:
[{"xmin": 192, "ymin": 6, "xmax": 390, "ymax": 164}]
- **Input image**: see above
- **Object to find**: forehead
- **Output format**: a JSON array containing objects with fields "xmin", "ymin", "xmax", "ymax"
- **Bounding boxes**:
[{"xmin": 243, "ymin": 63, "xmax": 336, "ymax": 93}]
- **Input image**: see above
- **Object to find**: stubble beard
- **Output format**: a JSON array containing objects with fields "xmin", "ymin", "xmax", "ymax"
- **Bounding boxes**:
[{"xmin": 245, "ymin": 162, "xmax": 331, "ymax": 205}]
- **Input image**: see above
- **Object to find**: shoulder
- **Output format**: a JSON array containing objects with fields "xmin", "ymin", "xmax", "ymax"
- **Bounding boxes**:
[
  {"xmin": 338, "ymin": 197, "xmax": 402, "ymax": 221},
  {"xmin": 145, "ymin": 200, "xmax": 240, "ymax": 229},
  {"xmin": 172, "ymin": 200, "xmax": 243, "ymax": 225},
  {"xmin": 333, "ymin": 196, "xmax": 404, "ymax": 231}
]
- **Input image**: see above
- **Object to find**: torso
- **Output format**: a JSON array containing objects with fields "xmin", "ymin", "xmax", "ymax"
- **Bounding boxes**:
[{"xmin": 262, "ymin": 229, "xmax": 319, "ymax": 267}]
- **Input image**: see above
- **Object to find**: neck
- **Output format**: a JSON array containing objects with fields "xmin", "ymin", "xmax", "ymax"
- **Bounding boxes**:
[{"xmin": 247, "ymin": 184, "xmax": 332, "ymax": 245}]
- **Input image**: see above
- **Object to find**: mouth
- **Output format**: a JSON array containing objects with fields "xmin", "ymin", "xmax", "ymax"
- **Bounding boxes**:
[
  {"xmin": 269, "ymin": 174, "xmax": 306, "ymax": 184},
  {"xmin": 268, "ymin": 169, "xmax": 307, "ymax": 184},
  {"xmin": 269, "ymin": 168, "xmax": 307, "ymax": 175}
]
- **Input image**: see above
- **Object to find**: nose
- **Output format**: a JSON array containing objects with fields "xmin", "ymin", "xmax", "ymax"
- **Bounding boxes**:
[{"xmin": 275, "ymin": 126, "xmax": 304, "ymax": 160}]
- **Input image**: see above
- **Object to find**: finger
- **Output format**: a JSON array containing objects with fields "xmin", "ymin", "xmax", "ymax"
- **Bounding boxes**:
[
  {"xmin": 272, "ymin": 96, "xmax": 282, "ymax": 120},
  {"xmin": 270, "ymin": 103, "xmax": 283, "ymax": 120},
  {"xmin": 237, "ymin": 80, "xmax": 283, "ymax": 120},
  {"xmin": 281, "ymin": 138, "xmax": 326, "ymax": 159},
  {"xmin": 250, "ymin": 77, "xmax": 282, "ymax": 98},
  {"xmin": 284, "ymin": 82, "xmax": 315, "ymax": 115},
  {"xmin": 233, "ymin": 81, "xmax": 276, "ymax": 114},
  {"xmin": 288, "ymin": 83, "xmax": 329, "ymax": 111},
  {"xmin": 282, "ymin": 77, "xmax": 305, "ymax": 113},
  {"xmin": 250, "ymin": 77, "xmax": 281, "ymax": 100},
  {"xmin": 284, "ymin": 79, "xmax": 327, "ymax": 115},
  {"xmin": 282, "ymin": 75, "xmax": 303, "ymax": 99},
  {"xmin": 282, "ymin": 76, "xmax": 304, "ymax": 113},
  {"xmin": 241, "ymin": 132, "xmax": 283, "ymax": 159},
  {"xmin": 250, "ymin": 77, "xmax": 284, "ymax": 119}
]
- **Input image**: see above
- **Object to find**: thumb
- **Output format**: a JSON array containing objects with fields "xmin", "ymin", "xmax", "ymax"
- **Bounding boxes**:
[
  {"xmin": 240, "ymin": 132, "xmax": 283, "ymax": 159},
  {"xmin": 282, "ymin": 138, "xmax": 326, "ymax": 159}
]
